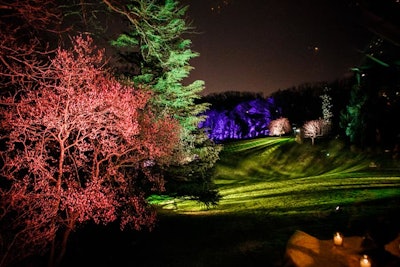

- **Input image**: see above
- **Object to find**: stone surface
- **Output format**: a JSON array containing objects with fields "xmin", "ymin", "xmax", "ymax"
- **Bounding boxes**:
[{"xmin": 384, "ymin": 233, "xmax": 400, "ymax": 258}]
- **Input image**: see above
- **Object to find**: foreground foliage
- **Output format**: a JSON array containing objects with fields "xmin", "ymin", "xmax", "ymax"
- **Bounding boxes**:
[
  {"xmin": 0, "ymin": 36, "xmax": 179, "ymax": 267},
  {"xmin": 105, "ymin": 0, "xmax": 222, "ymax": 204}
]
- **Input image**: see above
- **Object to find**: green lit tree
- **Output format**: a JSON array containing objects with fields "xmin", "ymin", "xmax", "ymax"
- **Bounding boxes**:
[
  {"xmin": 102, "ymin": 0, "xmax": 222, "ymax": 205},
  {"xmin": 340, "ymin": 84, "xmax": 367, "ymax": 145}
]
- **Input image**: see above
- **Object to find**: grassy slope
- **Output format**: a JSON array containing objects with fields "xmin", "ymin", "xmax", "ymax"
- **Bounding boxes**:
[
  {"xmin": 63, "ymin": 137, "xmax": 400, "ymax": 267},
  {"xmin": 164, "ymin": 137, "xmax": 400, "ymax": 216}
]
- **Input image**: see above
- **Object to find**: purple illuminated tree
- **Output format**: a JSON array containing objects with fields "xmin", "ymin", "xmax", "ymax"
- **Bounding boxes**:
[
  {"xmin": 200, "ymin": 95, "xmax": 278, "ymax": 141},
  {"xmin": 0, "ymin": 35, "xmax": 180, "ymax": 267}
]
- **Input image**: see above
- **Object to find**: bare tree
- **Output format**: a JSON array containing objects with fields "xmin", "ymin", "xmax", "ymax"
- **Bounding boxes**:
[
  {"xmin": 302, "ymin": 119, "xmax": 326, "ymax": 145},
  {"xmin": 0, "ymin": 0, "xmax": 63, "ymax": 88}
]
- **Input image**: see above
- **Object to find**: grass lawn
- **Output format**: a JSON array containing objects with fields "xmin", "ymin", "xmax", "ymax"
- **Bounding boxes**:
[{"xmin": 62, "ymin": 137, "xmax": 400, "ymax": 267}]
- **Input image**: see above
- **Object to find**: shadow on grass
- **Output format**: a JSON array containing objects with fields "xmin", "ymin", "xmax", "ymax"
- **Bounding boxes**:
[{"xmin": 59, "ymin": 196, "xmax": 400, "ymax": 267}]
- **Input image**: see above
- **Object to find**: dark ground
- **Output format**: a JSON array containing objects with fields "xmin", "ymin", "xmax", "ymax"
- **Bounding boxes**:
[{"xmin": 54, "ymin": 198, "xmax": 400, "ymax": 267}]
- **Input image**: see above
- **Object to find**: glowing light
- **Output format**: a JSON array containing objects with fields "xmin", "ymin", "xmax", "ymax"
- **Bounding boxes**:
[
  {"xmin": 333, "ymin": 232, "xmax": 343, "ymax": 246},
  {"xmin": 210, "ymin": 0, "xmax": 231, "ymax": 13},
  {"xmin": 359, "ymin": 255, "xmax": 371, "ymax": 267}
]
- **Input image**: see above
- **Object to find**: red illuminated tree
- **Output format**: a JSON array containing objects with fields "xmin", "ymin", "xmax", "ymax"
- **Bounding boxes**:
[
  {"xmin": 0, "ymin": 0, "xmax": 63, "ymax": 88},
  {"xmin": 268, "ymin": 117, "xmax": 291, "ymax": 136},
  {"xmin": 0, "ymin": 35, "xmax": 180, "ymax": 267}
]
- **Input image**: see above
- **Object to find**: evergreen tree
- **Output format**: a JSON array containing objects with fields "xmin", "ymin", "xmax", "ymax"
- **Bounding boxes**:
[
  {"xmin": 340, "ymin": 84, "xmax": 367, "ymax": 146},
  {"xmin": 103, "ymin": 0, "xmax": 222, "ymax": 204}
]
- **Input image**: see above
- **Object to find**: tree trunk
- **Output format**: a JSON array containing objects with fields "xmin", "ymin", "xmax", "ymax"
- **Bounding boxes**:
[{"xmin": 48, "ymin": 215, "xmax": 76, "ymax": 267}]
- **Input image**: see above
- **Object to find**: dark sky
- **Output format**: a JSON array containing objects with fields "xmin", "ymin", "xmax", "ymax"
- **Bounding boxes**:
[{"xmin": 182, "ymin": 0, "xmax": 374, "ymax": 96}]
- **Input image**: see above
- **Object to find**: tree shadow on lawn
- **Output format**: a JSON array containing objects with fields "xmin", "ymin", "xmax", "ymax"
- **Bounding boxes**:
[{"xmin": 58, "ymin": 198, "xmax": 400, "ymax": 267}]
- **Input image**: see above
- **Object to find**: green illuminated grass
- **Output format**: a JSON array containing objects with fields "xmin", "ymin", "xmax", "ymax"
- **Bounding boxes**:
[{"xmin": 154, "ymin": 137, "xmax": 400, "ymax": 216}]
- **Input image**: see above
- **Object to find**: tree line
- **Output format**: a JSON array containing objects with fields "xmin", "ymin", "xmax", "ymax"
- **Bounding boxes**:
[{"xmin": 200, "ymin": 70, "xmax": 399, "ymax": 149}]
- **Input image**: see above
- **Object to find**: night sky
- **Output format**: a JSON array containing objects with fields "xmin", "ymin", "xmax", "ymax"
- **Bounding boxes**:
[{"xmin": 182, "ymin": 0, "xmax": 374, "ymax": 96}]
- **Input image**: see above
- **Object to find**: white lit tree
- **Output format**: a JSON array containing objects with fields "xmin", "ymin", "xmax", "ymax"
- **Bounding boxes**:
[
  {"xmin": 320, "ymin": 89, "xmax": 333, "ymax": 123},
  {"xmin": 302, "ymin": 119, "xmax": 326, "ymax": 145},
  {"xmin": 268, "ymin": 117, "xmax": 291, "ymax": 136}
]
